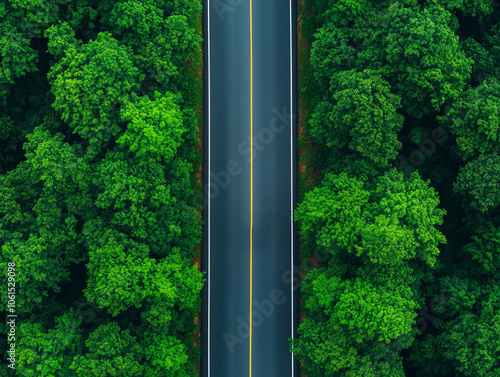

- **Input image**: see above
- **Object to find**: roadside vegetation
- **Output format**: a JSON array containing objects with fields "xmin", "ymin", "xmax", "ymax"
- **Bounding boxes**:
[
  {"xmin": 0, "ymin": 0, "xmax": 204, "ymax": 375},
  {"xmin": 292, "ymin": 0, "xmax": 500, "ymax": 376}
]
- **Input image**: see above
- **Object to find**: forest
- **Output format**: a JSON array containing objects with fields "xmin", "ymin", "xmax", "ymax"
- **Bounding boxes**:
[
  {"xmin": 0, "ymin": 0, "xmax": 204, "ymax": 376},
  {"xmin": 3, "ymin": 0, "xmax": 500, "ymax": 375},
  {"xmin": 292, "ymin": 0, "xmax": 500, "ymax": 376}
]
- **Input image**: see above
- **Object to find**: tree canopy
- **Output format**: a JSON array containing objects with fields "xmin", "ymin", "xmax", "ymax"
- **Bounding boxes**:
[
  {"xmin": 0, "ymin": 0, "xmax": 203, "ymax": 375},
  {"xmin": 294, "ymin": 0, "xmax": 500, "ymax": 375}
]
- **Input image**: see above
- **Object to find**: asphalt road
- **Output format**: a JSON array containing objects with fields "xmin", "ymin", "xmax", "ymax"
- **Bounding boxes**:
[{"xmin": 201, "ymin": 1, "xmax": 298, "ymax": 376}]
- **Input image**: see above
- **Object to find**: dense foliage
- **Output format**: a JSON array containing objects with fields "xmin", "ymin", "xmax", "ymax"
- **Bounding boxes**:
[
  {"xmin": 294, "ymin": 0, "xmax": 500, "ymax": 375},
  {"xmin": 0, "ymin": 0, "xmax": 203, "ymax": 375}
]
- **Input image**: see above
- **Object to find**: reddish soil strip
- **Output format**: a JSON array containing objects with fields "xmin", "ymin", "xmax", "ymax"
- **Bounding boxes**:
[
  {"xmin": 296, "ymin": 1, "xmax": 321, "ymax": 375},
  {"xmin": 192, "ymin": 13, "xmax": 204, "ymax": 376}
]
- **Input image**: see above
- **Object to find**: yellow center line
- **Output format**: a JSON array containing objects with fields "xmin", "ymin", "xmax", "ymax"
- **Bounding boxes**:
[{"xmin": 249, "ymin": 0, "xmax": 253, "ymax": 375}]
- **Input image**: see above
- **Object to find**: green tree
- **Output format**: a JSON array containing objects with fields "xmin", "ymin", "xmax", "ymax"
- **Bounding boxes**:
[
  {"xmin": 461, "ymin": 38, "xmax": 497, "ymax": 86},
  {"xmin": 426, "ymin": 0, "xmax": 496, "ymax": 17},
  {"xmin": 291, "ymin": 255, "xmax": 420, "ymax": 375},
  {"xmin": 2, "ymin": 0, "xmax": 72, "ymax": 39},
  {"xmin": 82, "ymin": 223, "xmax": 203, "ymax": 319},
  {"xmin": 117, "ymin": 91, "xmax": 186, "ymax": 164},
  {"xmin": 0, "ymin": 27, "xmax": 38, "ymax": 105},
  {"xmin": 373, "ymin": 4, "xmax": 473, "ymax": 118},
  {"xmin": 454, "ymin": 153, "xmax": 500, "ymax": 212},
  {"xmin": 440, "ymin": 311, "xmax": 500, "ymax": 376},
  {"xmin": 439, "ymin": 79, "xmax": 500, "ymax": 160},
  {"xmin": 409, "ymin": 280, "xmax": 500, "ymax": 376},
  {"xmin": 141, "ymin": 329, "xmax": 194, "ymax": 376},
  {"xmin": 91, "ymin": 149, "xmax": 199, "ymax": 258},
  {"xmin": 0, "ymin": 126, "xmax": 89, "ymax": 313},
  {"xmin": 47, "ymin": 31, "xmax": 143, "ymax": 138},
  {"xmin": 45, "ymin": 22, "xmax": 81, "ymax": 57},
  {"xmin": 70, "ymin": 322, "xmax": 144, "ymax": 377},
  {"xmin": 310, "ymin": 4, "xmax": 472, "ymax": 119},
  {"xmin": 16, "ymin": 309, "xmax": 84, "ymax": 377},
  {"xmin": 292, "ymin": 169, "xmax": 446, "ymax": 375},
  {"xmin": 295, "ymin": 170, "xmax": 446, "ymax": 267},
  {"xmin": 310, "ymin": 23, "xmax": 357, "ymax": 93},
  {"xmin": 309, "ymin": 69, "xmax": 403, "ymax": 167},
  {"xmin": 464, "ymin": 220, "xmax": 500, "ymax": 274},
  {"xmin": 99, "ymin": 0, "xmax": 201, "ymax": 88}
]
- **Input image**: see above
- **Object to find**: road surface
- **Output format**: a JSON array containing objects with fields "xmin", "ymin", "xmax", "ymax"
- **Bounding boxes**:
[{"xmin": 202, "ymin": 0, "xmax": 297, "ymax": 376}]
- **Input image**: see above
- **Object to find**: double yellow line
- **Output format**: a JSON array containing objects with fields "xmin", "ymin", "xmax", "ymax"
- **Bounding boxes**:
[{"xmin": 249, "ymin": 0, "xmax": 254, "ymax": 376}]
